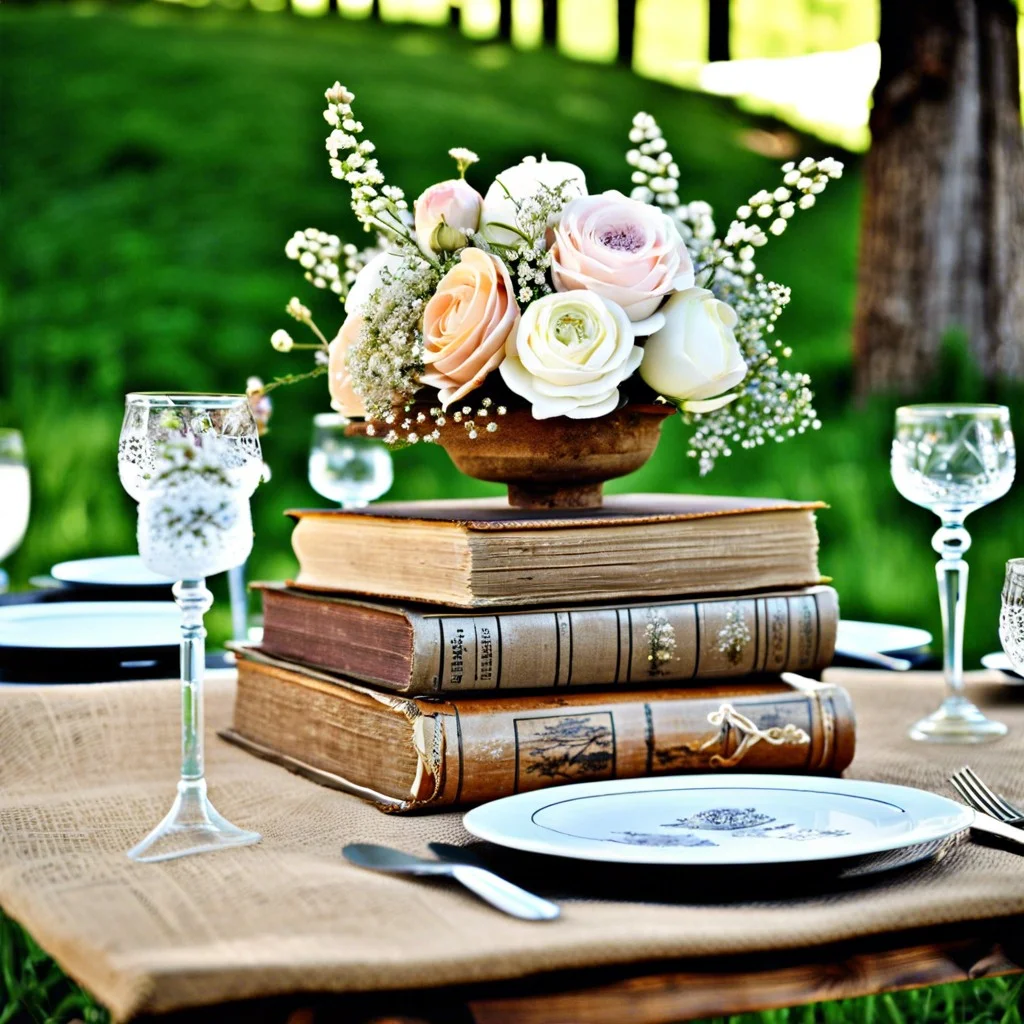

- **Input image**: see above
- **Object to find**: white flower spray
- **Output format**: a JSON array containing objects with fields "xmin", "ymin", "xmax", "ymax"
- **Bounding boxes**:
[{"xmin": 626, "ymin": 114, "xmax": 843, "ymax": 473}]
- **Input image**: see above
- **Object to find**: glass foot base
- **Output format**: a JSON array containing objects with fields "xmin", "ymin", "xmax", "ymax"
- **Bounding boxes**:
[
  {"xmin": 908, "ymin": 697, "xmax": 1008, "ymax": 744},
  {"xmin": 128, "ymin": 779, "xmax": 260, "ymax": 863}
]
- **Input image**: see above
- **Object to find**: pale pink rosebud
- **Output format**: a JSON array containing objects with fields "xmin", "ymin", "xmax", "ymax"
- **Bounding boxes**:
[{"xmin": 413, "ymin": 179, "xmax": 482, "ymax": 255}]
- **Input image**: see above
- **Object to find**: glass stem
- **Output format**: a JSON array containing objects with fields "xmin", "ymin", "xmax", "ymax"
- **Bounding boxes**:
[
  {"xmin": 173, "ymin": 578, "xmax": 213, "ymax": 783},
  {"xmin": 933, "ymin": 520, "xmax": 970, "ymax": 707}
]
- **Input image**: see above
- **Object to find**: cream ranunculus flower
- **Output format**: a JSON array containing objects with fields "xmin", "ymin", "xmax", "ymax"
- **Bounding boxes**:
[
  {"xmin": 639, "ymin": 288, "xmax": 747, "ymax": 412},
  {"xmin": 551, "ymin": 190, "xmax": 694, "ymax": 321},
  {"xmin": 419, "ymin": 247, "xmax": 520, "ymax": 409},
  {"xmin": 500, "ymin": 291, "xmax": 642, "ymax": 419},
  {"xmin": 479, "ymin": 156, "xmax": 587, "ymax": 248}
]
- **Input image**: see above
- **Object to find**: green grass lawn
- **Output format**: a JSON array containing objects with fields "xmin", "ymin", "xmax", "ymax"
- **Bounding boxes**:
[{"xmin": 2, "ymin": 4, "xmax": 1023, "ymax": 1021}]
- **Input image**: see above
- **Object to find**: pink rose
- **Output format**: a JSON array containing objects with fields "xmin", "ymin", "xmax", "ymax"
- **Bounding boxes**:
[
  {"xmin": 327, "ymin": 314, "xmax": 366, "ymax": 418},
  {"xmin": 414, "ymin": 179, "xmax": 482, "ymax": 255},
  {"xmin": 420, "ymin": 247, "xmax": 519, "ymax": 409},
  {"xmin": 550, "ymin": 190, "xmax": 694, "ymax": 320}
]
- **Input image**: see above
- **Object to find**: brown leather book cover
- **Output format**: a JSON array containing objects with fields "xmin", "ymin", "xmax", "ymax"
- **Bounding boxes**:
[
  {"xmin": 288, "ymin": 494, "xmax": 825, "ymax": 608},
  {"xmin": 255, "ymin": 584, "xmax": 840, "ymax": 694},
  {"xmin": 222, "ymin": 649, "xmax": 856, "ymax": 814}
]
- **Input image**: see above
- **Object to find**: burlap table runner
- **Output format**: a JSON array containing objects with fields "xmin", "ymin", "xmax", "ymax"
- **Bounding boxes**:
[{"xmin": 1, "ymin": 669, "xmax": 1023, "ymax": 1021}]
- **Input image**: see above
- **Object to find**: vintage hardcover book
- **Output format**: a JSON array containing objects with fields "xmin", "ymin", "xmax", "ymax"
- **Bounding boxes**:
[
  {"xmin": 288, "ymin": 493, "xmax": 825, "ymax": 608},
  {"xmin": 222, "ymin": 648, "xmax": 856, "ymax": 814},
  {"xmin": 255, "ymin": 583, "xmax": 839, "ymax": 695}
]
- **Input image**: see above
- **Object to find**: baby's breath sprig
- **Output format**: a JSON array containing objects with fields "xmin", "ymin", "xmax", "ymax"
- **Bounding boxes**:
[
  {"xmin": 323, "ymin": 82, "xmax": 431, "ymax": 261},
  {"xmin": 724, "ymin": 156, "xmax": 843, "ymax": 250},
  {"xmin": 285, "ymin": 229, "xmax": 380, "ymax": 303},
  {"xmin": 448, "ymin": 147, "xmax": 479, "ymax": 178},
  {"xmin": 345, "ymin": 261, "xmax": 438, "ymax": 420},
  {"xmin": 626, "ymin": 112, "xmax": 680, "ymax": 208}
]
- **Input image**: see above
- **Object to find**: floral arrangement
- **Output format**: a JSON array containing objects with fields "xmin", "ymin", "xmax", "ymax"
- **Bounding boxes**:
[{"xmin": 270, "ymin": 82, "xmax": 842, "ymax": 473}]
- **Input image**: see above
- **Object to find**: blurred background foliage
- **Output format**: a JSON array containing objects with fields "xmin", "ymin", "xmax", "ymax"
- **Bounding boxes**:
[{"xmin": 2, "ymin": 0, "xmax": 1023, "ymax": 661}]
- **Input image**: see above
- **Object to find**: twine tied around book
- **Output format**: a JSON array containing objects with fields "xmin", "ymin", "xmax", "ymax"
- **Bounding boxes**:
[{"xmin": 698, "ymin": 703, "xmax": 811, "ymax": 768}]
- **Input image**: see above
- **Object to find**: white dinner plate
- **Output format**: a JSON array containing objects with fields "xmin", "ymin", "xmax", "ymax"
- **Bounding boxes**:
[
  {"xmin": 51, "ymin": 556, "xmax": 175, "ymax": 588},
  {"xmin": 0, "ymin": 601, "xmax": 179, "ymax": 651},
  {"xmin": 981, "ymin": 651, "xmax": 1023, "ymax": 681},
  {"xmin": 463, "ymin": 775, "xmax": 972, "ymax": 867},
  {"xmin": 836, "ymin": 620, "xmax": 932, "ymax": 656}
]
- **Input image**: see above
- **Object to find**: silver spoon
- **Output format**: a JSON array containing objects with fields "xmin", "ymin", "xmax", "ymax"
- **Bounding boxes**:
[{"xmin": 342, "ymin": 843, "xmax": 560, "ymax": 921}]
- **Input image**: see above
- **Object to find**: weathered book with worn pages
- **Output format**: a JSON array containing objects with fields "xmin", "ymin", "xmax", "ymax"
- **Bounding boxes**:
[
  {"xmin": 223, "ymin": 649, "xmax": 855, "ymax": 813},
  {"xmin": 288, "ymin": 494, "xmax": 825, "ymax": 608},
  {"xmin": 255, "ymin": 583, "xmax": 839, "ymax": 695}
]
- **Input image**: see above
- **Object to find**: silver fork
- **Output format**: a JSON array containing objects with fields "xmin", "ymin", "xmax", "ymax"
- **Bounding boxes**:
[{"xmin": 949, "ymin": 766, "xmax": 1024, "ymax": 827}]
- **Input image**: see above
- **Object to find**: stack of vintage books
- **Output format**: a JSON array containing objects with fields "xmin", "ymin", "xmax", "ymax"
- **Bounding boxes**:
[{"xmin": 225, "ymin": 494, "xmax": 854, "ymax": 813}]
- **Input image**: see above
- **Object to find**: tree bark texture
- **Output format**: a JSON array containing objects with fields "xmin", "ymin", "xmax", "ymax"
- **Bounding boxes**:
[
  {"xmin": 498, "ymin": 0, "xmax": 513, "ymax": 41},
  {"xmin": 617, "ymin": 0, "xmax": 636, "ymax": 66},
  {"xmin": 853, "ymin": 0, "xmax": 1024, "ymax": 395},
  {"xmin": 542, "ymin": 0, "xmax": 558, "ymax": 46},
  {"xmin": 708, "ymin": 0, "xmax": 730, "ymax": 62}
]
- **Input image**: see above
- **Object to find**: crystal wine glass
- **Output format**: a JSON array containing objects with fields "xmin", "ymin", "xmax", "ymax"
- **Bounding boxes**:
[
  {"xmin": 308, "ymin": 412, "xmax": 393, "ymax": 508},
  {"xmin": 0, "ymin": 430, "xmax": 30, "ymax": 594},
  {"xmin": 118, "ymin": 393, "xmax": 263, "ymax": 862},
  {"xmin": 891, "ymin": 404, "xmax": 1015, "ymax": 742}
]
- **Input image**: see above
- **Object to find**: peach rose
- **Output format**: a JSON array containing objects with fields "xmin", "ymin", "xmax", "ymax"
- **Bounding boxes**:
[
  {"xmin": 414, "ymin": 178, "xmax": 482, "ymax": 255},
  {"xmin": 551, "ymin": 190, "xmax": 694, "ymax": 320},
  {"xmin": 327, "ymin": 314, "xmax": 366, "ymax": 418},
  {"xmin": 420, "ymin": 248, "xmax": 520, "ymax": 409}
]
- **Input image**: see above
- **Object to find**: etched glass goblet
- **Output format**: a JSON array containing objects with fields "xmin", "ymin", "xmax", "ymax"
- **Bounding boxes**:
[
  {"xmin": 118, "ymin": 393, "xmax": 263, "ymax": 862},
  {"xmin": 891, "ymin": 404, "xmax": 1015, "ymax": 742},
  {"xmin": 308, "ymin": 412, "xmax": 393, "ymax": 509},
  {"xmin": 0, "ymin": 429, "xmax": 30, "ymax": 594},
  {"xmin": 999, "ymin": 559, "xmax": 1024, "ymax": 683}
]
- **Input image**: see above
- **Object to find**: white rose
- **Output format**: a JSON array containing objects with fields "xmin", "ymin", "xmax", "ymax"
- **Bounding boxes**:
[
  {"xmin": 500, "ymin": 291, "xmax": 642, "ymax": 419},
  {"xmin": 639, "ymin": 288, "xmax": 747, "ymax": 412},
  {"xmin": 479, "ymin": 156, "xmax": 587, "ymax": 248},
  {"xmin": 345, "ymin": 251, "xmax": 411, "ymax": 316}
]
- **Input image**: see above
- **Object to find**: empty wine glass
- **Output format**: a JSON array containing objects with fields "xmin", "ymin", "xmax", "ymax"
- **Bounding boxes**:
[
  {"xmin": 118, "ymin": 393, "xmax": 263, "ymax": 862},
  {"xmin": 1000, "ymin": 560, "xmax": 1024, "ymax": 682},
  {"xmin": 308, "ymin": 413, "xmax": 393, "ymax": 508},
  {"xmin": 0, "ymin": 430, "xmax": 30, "ymax": 594},
  {"xmin": 891, "ymin": 404, "xmax": 1015, "ymax": 742}
]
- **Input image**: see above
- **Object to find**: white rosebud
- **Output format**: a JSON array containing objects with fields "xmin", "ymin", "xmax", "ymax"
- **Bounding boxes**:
[
  {"xmin": 782, "ymin": 161, "xmax": 796, "ymax": 172},
  {"xmin": 773, "ymin": 187, "xmax": 791, "ymax": 201},
  {"xmin": 271, "ymin": 329, "xmax": 294, "ymax": 353},
  {"xmin": 783, "ymin": 170, "xmax": 801, "ymax": 186},
  {"xmin": 479, "ymin": 156, "xmax": 587, "ymax": 248},
  {"xmin": 626, "ymin": 149, "xmax": 642, "ymax": 167},
  {"xmin": 639, "ymin": 288, "xmax": 747, "ymax": 412},
  {"xmin": 757, "ymin": 204, "xmax": 773, "ymax": 218},
  {"xmin": 736, "ymin": 205, "xmax": 752, "ymax": 220},
  {"xmin": 798, "ymin": 194, "xmax": 816, "ymax": 209},
  {"xmin": 798, "ymin": 157, "xmax": 816, "ymax": 172},
  {"xmin": 779, "ymin": 202, "xmax": 795, "ymax": 219},
  {"xmin": 770, "ymin": 219, "xmax": 787, "ymax": 236},
  {"xmin": 809, "ymin": 181, "xmax": 826, "ymax": 194}
]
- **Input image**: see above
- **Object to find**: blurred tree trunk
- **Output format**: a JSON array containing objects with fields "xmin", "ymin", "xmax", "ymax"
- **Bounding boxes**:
[
  {"xmin": 708, "ymin": 0, "xmax": 730, "ymax": 61},
  {"xmin": 617, "ymin": 0, "xmax": 636, "ymax": 66},
  {"xmin": 369, "ymin": 0, "xmax": 381, "ymax": 19},
  {"xmin": 542, "ymin": 0, "xmax": 558, "ymax": 46},
  {"xmin": 450, "ymin": 2, "xmax": 460, "ymax": 30},
  {"xmin": 853, "ymin": 0, "xmax": 1024, "ymax": 395},
  {"xmin": 498, "ymin": 0, "xmax": 513, "ymax": 41}
]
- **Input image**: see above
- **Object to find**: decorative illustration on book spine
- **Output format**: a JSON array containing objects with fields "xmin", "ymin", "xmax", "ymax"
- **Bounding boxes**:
[
  {"xmin": 644, "ymin": 610, "xmax": 677, "ymax": 676},
  {"xmin": 716, "ymin": 603, "xmax": 752, "ymax": 666},
  {"xmin": 654, "ymin": 703, "xmax": 811, "ymax": 770},
  {"xmin": 514, "ymin": 713, "xmax": 615, "ymax": 792},
  {"xmin": 612, "ymin": 806, "xmax": 850, "ymax": 848}
]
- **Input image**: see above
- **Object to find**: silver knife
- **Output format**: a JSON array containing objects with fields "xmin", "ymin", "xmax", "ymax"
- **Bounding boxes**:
[{"xmin": 970, "ymin": 810, "xmax": 1024, "ymax": 848}]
